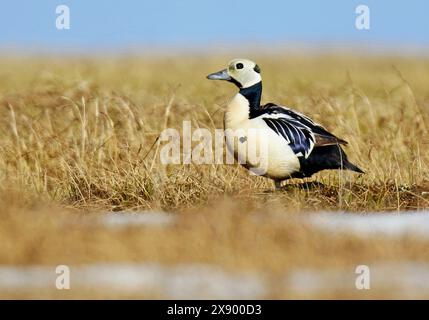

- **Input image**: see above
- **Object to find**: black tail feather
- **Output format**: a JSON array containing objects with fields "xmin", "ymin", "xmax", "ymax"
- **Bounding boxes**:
[
  {"xmin": 298, "ymin": 145, "xmax": 364, "ymax": 177},
  {"xmin": 343, "ymin": 160, "xmax": 364, "ymax": 174}
]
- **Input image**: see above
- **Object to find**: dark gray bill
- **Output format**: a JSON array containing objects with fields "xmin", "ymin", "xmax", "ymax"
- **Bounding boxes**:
[{"xmin": 206, "ymin": 69, "xmax": 231, "ymax": 81}]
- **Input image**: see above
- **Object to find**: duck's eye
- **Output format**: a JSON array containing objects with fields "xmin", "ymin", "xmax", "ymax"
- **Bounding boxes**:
[{"xmin": 236, "ymin": 63, "xmax": 244, "ymax": 69}]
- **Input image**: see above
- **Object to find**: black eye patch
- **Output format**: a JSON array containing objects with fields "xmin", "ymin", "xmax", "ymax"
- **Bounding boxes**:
[
  {"xmin": 253, "ymin": 64, "xmax": 261, "ymax": 73},
  {"xmin": 236, "ymin": 63, "xmax": 244, "ymax": 69}
]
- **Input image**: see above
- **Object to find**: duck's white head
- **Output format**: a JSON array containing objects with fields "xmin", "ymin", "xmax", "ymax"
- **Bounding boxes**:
[{"xmin": 207, "ymin": 58, "xmax": 261, "ymax": 89}]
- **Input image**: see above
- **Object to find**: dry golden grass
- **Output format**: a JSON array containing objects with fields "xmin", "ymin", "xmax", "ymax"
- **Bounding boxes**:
[
  {"xmin": 1, "ymin": 54, "xmax": 428, "ymax": 211},
  {"xmin": 0, "ymin": 54, "xmax": 429, "ymax": 298}
]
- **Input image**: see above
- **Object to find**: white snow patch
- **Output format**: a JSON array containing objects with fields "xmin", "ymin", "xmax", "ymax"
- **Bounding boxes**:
[
  {"xmin": 0, "ymin": 263, "xmax": 266, "ymax": 299},
  {"xmin": 307, "ymin": 211, "xmax": 429, "ymax": 238},
  {"xmin": 100, "ymin": 211, "xmax": 176, "ymax": 228},
  {"xmin": 287, "ymin": 263, "xmax": 429, "ymax": 298}
]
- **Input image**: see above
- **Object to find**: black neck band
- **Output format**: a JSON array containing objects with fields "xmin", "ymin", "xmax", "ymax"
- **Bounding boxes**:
[{"xmin": 239, "ymin": 82, "xmax": 262, "ymax": 117}]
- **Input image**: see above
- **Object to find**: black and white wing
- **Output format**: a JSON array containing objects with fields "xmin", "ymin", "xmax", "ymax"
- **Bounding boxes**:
[
  {"xmin": 261, "ymin": 111, "xmax": 316, "ymax": 158},
  {"xmin": 252, "ymin": 103, "xmax": 347, "ymax": 158}
]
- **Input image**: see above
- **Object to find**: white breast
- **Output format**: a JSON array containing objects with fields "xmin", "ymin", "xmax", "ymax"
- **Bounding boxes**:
[{"xmin": 224, "ymin": 94, "xmax": 300, "ymax": 179}]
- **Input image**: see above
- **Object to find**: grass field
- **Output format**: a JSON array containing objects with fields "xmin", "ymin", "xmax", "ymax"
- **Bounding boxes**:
[{"xmin": 1, "ymin": 54, "xmax": 429, "ymax": 298}]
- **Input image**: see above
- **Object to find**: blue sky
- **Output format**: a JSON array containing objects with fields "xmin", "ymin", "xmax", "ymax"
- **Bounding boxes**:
[{"xmin": 0, "ymin": 0, "xmax": 428, "ymax": 52}]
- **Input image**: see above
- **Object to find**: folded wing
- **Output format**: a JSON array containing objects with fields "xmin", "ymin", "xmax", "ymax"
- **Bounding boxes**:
[{"xmin": 255, "ymin": 103, "xmax": 347, "ymax": 158}]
